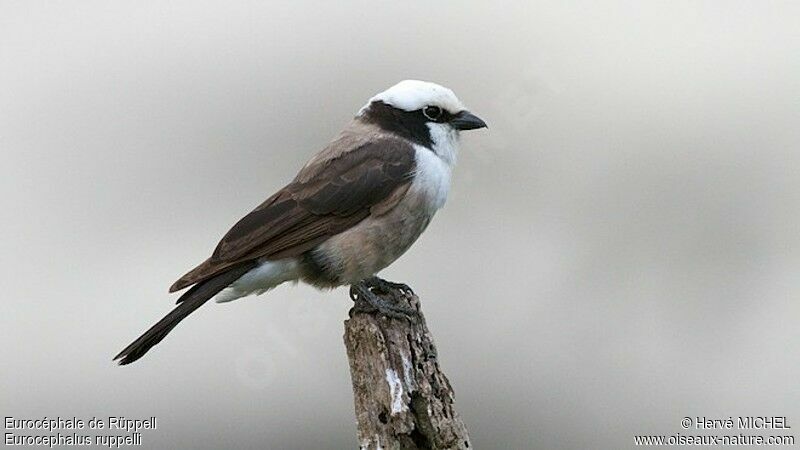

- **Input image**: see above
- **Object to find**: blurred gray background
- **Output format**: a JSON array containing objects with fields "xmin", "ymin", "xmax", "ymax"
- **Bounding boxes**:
[{"xmin": 2, "ymin": 1, "xmax": 798, "ymax": 448}]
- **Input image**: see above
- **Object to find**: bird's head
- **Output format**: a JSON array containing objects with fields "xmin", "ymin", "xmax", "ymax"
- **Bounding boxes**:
[{"xmin": 358, "ymin": 80, "xmax": 487, "ymax": 159}]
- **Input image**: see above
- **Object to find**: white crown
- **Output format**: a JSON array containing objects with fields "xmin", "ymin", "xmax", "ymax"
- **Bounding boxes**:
[{"xmin": 360, "ymin": 80, "xmax": 466, "ymax": 115}]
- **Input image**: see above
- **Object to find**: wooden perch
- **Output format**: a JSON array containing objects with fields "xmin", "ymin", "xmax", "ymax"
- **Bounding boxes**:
[{"xmin": 343, "ymin": 286, "xmax": 471, "ymax": 450}]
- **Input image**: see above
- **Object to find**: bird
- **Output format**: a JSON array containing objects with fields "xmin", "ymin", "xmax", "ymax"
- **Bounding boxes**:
[{"xmin": 114, "ymin": 80, "xmax": 487, "ymax": 365}]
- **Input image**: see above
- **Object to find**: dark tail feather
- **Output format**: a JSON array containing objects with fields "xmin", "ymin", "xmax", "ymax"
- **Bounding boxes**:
[{"xmin": 114, "ymin": 261, "xmax": 256, "ymax": 365}]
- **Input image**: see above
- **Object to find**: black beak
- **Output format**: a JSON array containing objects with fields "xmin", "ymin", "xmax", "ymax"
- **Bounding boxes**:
[{"xmin": 451, "ymin": 110, "xmax": 488, "ymax": 131}]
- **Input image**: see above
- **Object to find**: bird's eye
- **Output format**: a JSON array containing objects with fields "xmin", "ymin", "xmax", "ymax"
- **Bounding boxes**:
[{"xmin": 423, "ymin": 106, "xmax": 443, "ymax": 121}]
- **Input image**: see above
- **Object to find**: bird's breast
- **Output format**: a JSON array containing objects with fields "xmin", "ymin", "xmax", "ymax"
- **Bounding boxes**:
[
  {"xmin": 409, "ymin": 144, "xmax": 453, "ymax": 211},
  {"xmin": 303, "ymin": 147, "xmax": 453, "ymax": 286}
]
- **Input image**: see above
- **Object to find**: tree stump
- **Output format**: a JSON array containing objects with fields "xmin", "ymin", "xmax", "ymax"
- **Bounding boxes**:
[{"xmin": 343, "ymin": 286, "xmax": 471, "ymax": 450}]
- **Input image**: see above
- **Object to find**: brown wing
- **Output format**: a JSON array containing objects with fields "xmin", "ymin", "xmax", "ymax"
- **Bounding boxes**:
[{"xmin": 169, "ymin": 136, "xmax": 416, "ymax": 292}]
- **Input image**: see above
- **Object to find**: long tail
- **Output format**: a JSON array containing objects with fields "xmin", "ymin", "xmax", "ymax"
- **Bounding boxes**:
[{"xmin": 114, "ymin": 261, "xmax": 256, "ymax": 365}]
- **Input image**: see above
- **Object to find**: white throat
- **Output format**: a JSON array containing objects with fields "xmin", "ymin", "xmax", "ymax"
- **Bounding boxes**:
[
  {"xmin": 411, "ymin": 125, "xmax": 459, "ymax": 212},
  {"xmin": 426, "ymin": 122, "xmax": 459, "ymax": 167}
]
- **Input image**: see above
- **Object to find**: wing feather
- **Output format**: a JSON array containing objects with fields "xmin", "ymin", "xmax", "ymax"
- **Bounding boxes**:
[{"xmin": 169, "ymin": 136, "xmax": 415, "ymax": 293}]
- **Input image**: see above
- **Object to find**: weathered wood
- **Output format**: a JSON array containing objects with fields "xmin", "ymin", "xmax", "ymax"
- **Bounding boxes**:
[{"xmin": 343, "ymin": 287, "xmax": 471, "ymax": 450}]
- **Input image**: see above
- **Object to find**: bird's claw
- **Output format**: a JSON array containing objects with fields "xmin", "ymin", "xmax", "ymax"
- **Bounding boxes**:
[
  {"xmin": 362, "ymin": 276, "xmax": 414, "ymax": 296},
  {"xmin": 349, "ymin": 279, "xmax": 416, "ymax": 320}
]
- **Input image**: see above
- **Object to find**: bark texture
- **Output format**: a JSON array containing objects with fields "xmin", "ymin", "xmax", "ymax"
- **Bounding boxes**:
[{"xmin": 343, "ymin": 287, "xmax": 471, "ymax": 450}]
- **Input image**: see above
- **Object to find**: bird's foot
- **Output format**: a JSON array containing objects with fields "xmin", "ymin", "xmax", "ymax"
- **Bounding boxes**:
[
  {"xmin": 362, "ymin": 276, "xmax": 414, "ymax": 296},
  {"xmin": 349, "ymin": 277, "xmax": 416, "ymax": 320}
]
